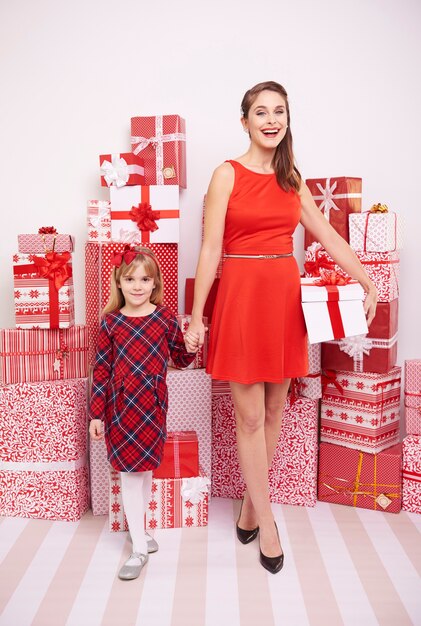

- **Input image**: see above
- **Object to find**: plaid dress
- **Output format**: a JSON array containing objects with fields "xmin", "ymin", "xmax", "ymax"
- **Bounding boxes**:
[{"xmin": 89, "ymin": 305, "xmax": 195, "ymax": 472}]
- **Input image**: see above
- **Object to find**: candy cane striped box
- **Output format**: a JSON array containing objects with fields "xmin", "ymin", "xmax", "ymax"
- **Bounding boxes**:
[
  {"xmin": 404, "ymin": 359, "xmax": 421, "ymax": 434},
  {"xmin": 349, "ymin": 211, "xmax": 403, "ymax": 252},
  {"xmin": 402, "ymin": 435, "xmax": 421, "ymax": 513}
]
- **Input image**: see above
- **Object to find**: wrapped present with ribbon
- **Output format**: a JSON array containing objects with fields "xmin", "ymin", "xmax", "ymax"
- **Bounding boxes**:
[
  {"xmin": 99, "ymin": 153, "xmax": 145, "ymax": 188},
  {"xmin": 153, "ymin": 431, "xmax": 199, "ymax": 479},
  {"xmin": 321, "ymin": 366, "xmax": 401, "ymax": 453},
  {"xmin": 18, "ymin": 226, "xmax": 75, "ymax": 254},
  {"xmin": 304, "ymin": 176, "xmax": 362, "ymax": 249},
  {"xmin": 296, "ymin": 343, "xmax": 322, "ymax": 400},
  {"xmin": 402, "ymin": 435, "xmax": 421, "ymax": 513},
  {"xmin": 13, "ymin": 251, "xmax": 75, "ymax": 329},
  {"xmin": 349, "ymin": 204, "xmax": 404, "ymax": 252},
  {"xmin": 318, "ymin": 442, "xmax": 402, "ymax": 513},
  {"xmin": 109, "ymin": 185, "xmax": 180, "ymax": 243},
  {"xmin": 130, "ymin": 114, "xmax": 186, "ymax": 188},
  {"xmin": 87, "ymin": 200, "xmax": 111, "ymax": 242},
  {"xmin": 168, "ymin": 314, "xmax": 208, "ymax": 370},
  {"xmin": 404, "ymin": 359, "xmax": 421, "ymax": 435}
]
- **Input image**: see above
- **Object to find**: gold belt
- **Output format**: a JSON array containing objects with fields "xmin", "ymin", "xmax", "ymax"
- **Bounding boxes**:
[{"xmin": 224, "ymin": 253, "xmax": 293, "ymax": 259}]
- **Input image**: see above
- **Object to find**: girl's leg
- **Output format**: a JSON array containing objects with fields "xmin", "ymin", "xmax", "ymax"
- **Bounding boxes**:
[{"xmin": 120, "ymin": 471, "xmax": 149, "ymax": 555}]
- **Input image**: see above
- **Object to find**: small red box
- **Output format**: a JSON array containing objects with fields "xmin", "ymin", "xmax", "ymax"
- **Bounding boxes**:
[{"xmin": 153, "ymin": 431, "xmax": 199, "ymax": 479}]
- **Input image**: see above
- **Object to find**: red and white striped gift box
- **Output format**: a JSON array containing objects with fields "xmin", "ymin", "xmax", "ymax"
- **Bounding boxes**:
[
  {"xmin": 404, "ymin": 359, "xmax": 421, "ymax": 435},
  {"xmin": 349, "ymin": 211, "xmax": 403, "ymax": 252},
  {"xmin": 99, "ymin": 153, "xmax": 145, "ymax": 187},
  {"xmin": 87, "ymin": 200, "xmax": 111, "ymax": 242},
  {"xmin": 402, "ymin": 435, "xmax": 421, "ymax": 514}
]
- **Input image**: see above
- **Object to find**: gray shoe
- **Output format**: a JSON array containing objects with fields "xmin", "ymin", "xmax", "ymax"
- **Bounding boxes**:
[
  {"xmin": 118, "ymin": 552, "xmax": 149, "ymax": 581},
  {"xmin": 146, "ymin": 532, "xmax": 159, "ymax": 554}
]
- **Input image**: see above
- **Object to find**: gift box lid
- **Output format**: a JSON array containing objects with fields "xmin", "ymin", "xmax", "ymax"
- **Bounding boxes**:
[{"xmin": 301, "ymin": 277, "xmax": 365, "ymax": 302}]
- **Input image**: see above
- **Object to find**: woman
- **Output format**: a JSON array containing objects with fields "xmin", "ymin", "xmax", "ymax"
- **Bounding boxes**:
[{"xmin": 186, "ymin": 81, "xmax": 377, "ymax": 574}]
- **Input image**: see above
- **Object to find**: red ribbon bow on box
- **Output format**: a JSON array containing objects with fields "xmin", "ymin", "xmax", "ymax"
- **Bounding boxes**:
[
  {"xmin": 38, "ymin": 226, "xmax": 58, "ymax": 235},
  {"xmin": 304, "ymin": 249, "xmax": 335, "ymax": 277},
  {"xmin": 32, "ymin": 251, "xmax": 72, "ymax": 290},
  {"xmin": 314, "ymin": 271, "xmax": 352, "ymax": 287},
  {"xmin": 129, "ymin": 203, "xmax": 160, "ymax": 233}
]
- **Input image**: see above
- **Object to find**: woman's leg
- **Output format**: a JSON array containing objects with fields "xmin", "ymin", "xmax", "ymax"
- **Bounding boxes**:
[{"xmin": 120, "ymin": 471, "xmax": 150, "ymax": 555}]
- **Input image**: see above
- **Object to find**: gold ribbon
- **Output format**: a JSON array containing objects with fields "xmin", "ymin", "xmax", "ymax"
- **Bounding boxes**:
[{"xmin": 370, "ymin": 203, "xmax": 389, "ymax": 213}]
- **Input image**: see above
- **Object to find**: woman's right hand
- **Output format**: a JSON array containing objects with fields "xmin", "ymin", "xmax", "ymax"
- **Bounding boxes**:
[
  {"xmin": 89, "ymin": 419, "xmax": 104, "ymax": 440},
  {"xmin": 186, "ymin": 318, "xmax": 207, "ymax": 348}
]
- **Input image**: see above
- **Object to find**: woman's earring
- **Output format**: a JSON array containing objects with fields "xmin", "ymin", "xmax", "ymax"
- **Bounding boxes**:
[{"xmin": 244, "ymin": 128, "xmax": 249, "ymax": 134}]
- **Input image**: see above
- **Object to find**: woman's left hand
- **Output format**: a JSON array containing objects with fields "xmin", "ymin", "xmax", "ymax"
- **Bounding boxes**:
[
  {"xmin": 364, "ymin": 285, "xmax": 378, "ymax": 326},
  {"xmin": 184, "ymin": 330, "xmax": 200, "ymax": 353}
]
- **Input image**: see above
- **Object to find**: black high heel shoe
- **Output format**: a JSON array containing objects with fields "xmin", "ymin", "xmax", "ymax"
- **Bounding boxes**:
[
  {"xmin": 259, "ymin": 522, "xmax": 284, "ymax": 574},
  {"xmin": 236, "ymin": 498, "xmax": 259, "ymax": 544}
]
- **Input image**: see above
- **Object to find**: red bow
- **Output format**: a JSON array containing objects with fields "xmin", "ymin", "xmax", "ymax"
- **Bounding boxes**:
[
  {"xmin": 32, "ymin": 251, "xmax": 72, "ymax": 290},
  {"xmin": 129, "ymin": 203, "xmax": 159, "ymax": 232},
  {"xmin": 315, "ymin": 271, "xmax": 351, "ymax": 287},
  {"xmin": 304, "ymin": 250, "xmax": 335, "ymax": 277},
  {"xmin": 38, "ymin": 226, "xmax": 58, "ymax": 235},
  {"xmin": 321, "ymin": 369, "xmax": 344, "ymax": 395},
  {"xmin": 111, "ymin": 245, "xmax": 138, "ymax": 268}
]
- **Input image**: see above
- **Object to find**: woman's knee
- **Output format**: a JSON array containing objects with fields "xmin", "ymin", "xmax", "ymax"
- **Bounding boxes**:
[{"xmin": 236, "ymin": 411, "xmax": 265, "ymax": 435}]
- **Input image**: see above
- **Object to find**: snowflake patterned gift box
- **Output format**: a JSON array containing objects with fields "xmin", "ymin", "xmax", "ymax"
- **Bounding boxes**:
[
  {"xmin": 99, "ymin": 153, "xmax": 145, "ymax": 188},
  {"xmin": 349, "ymin": 209, "xmax": 403, "ymax": 252},
  {"xmin": 130, "ymin": 114, "xmax": 186, "ymax": 188},
  {"xmin": 404, "ymin": 359, "xmax": 421, "ymax": 435},
  {"xmin": 153, "ymin": 431, "xmax": 199, "ymax": 479},
  {"xmin": 0, "ymin": 378, "xmax": 89, "ymax": 521},
  {"xmin": 0, "ymin": 325, "xmax": 89, "ymax": 385},
  {"xmin": 304, "ymin": 176, "xmax": 362, "ymax": 249},
  {"xmin": 320, "ymin": 367, "xmax": 401, "ymax": 454},
  {"xmin": 87, "ymin": 200, "xmax": 111, "ymax": 243},
  {"xmin": 402, "ymin": 435, "xmax": 421, "ymax": 514},
  {"xmin": 13, "ymin": 251, "xmax": 75, "ymax": 329},
  {"xmin": 109, "ymin": 185, "xmax": 180, "ymax": 244},
  {"xmin": 317, "ymin": 442, "xmax": 402, "ymax": 513},
  {"xmin": 18, "ymin": 229, "xmax": 75, "ymax": 254}
]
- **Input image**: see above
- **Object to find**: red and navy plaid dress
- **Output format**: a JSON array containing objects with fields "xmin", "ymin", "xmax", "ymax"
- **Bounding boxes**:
[{"xmin": 89, "ymin": 305, "xmax": 195, "ymax": 472}]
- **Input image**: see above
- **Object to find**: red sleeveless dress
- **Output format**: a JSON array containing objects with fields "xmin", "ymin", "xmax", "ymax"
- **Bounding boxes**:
[{"xmin": 206, "ymin": 160, "xmax": 308, "ymax": 383}]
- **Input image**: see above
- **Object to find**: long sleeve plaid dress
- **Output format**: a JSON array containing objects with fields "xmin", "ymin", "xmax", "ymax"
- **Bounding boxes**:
[{"xmin": 89, "ymin": 305, "xmax": 195, "ymax": 472}]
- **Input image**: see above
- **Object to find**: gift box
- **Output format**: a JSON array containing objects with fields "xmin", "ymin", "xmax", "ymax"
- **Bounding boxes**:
[
  {"xmin": 85, "ymin": 242, "xmax": 178, "ymax": 363},
  {"xmin": 109, "ymin": 185, "xmax": 179, "ymax": 244},
  {"xmin": 296, "ymin": 343, "xmax": 322, "ymax": 399},
  {"xmin": 301, "ymin": 277, "xmax": 367, "ymax": 344},
  {"xmin": 0, "ymin": 325, "xmax": 89, "ymax": 385},
  {"xmin": 87, "ymin": 200, "xmax": 111, "ymax": 242},
  {"xmin": 185, "ymin": 278, "xmax": 220, "ymax": 324},
  {"xmin": 402, "ymin": 435, "xmax": 421, "ymax": 514},
  {"xmin": 168, "ymin": 315, "xmax": 208, "ymax": 369},
  {"xmin": 109, "ymin": 467, "xmax": 210, "ymax": 531},
  {"xmin": 318, "ymin": 442, "xmax": 402, "ymax": 513},
  {"xmin": 18, "ymin": 230, "xmax": 74, "ymax": 254},
  {"xmin": 404, "ymin": 359, "xmax": 421, "ymax": 435},
  {"xmin": 13, "ymin": 252, "xmax": 75, "ymax": 329},
  {"xmin": 153, "ymin": 431, "xmax": 199, "ymax": 479},
  {"xmin": 304, "ymin": 177, "xmax": 362, "ymax": 249},
  {"xmin": 321, "ymin": 299, "xmax": 398, "ymax": 373},
  {"xmin": 212, "ymin": 386, "xmax": 319, "ymax": 506},
  {"xmin": 320, "ymin": 367, "xmax": 401, "ymax": 453},
  {"xmin": 0, "ymin": 378, "xmax": 89, "ymax": 521},
  {"xmin": 130, "ymin": 114, "xmax": 186, "ymax": 188},
  {"xmin": 349, "ymin": 210, "xmax": 403, "ymax": 252},
  {"xmin": 99, "ymin": 153, "xmax": 145, "ymax": 188}
]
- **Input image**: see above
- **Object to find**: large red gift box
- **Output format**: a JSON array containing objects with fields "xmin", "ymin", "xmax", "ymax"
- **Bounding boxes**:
[
  {"xmin": 318, "ymin": 442, "xmax": 402, "ymax": 513},
  {"xmin": 402, "ymin": 435, "xmax": 421, "ymax": 514},
  {"xmin": 321, "ymin": 299, "xmax": 398, "ymax": 373},
  {"xmin": 153, "ymin": 431, "xmax": 199, "ymax": 479},
  {"xmin": 185, "ymin": 278, "xmax": 220, "ymax": 324},
  {"xmin": 85, "ymin": 242, "xmax": 178, "ymax": 364},
  {"xmin": 18, "ymin": 232, "xmax": 75, "ymax": 254},
  {"xmin": 99, "ymin": 153, "xmax": 145, "ymax": 187},
  {"xmin": 131, "ymin": 114, "xmax": 186, "ymax": 188},
  {"xmin": 87, "ymin": 200, "xmax": 111, "ymax": 243},
  {"xmin": 0, "ymin": 378, "xmax": 89, "ymax": 521},
  {"xmin": 304, "ymin": 177, "xmax": 362, "ymax": 249},
  {"xmin": 320, "ymin": 367, "xmax": 401, "ymax": 453},
  {"xmin": 349, "ymin": 210, "xmax": 403, "ymax": 252},
  {"xmin": 0, "ymin": 325, "xmax": 89, "ymax": 385}
]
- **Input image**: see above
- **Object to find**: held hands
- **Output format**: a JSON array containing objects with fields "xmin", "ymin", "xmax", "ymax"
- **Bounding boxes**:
[
  {"xmin": 364, "ymin": 285, "xmax": 378, "ymax": 327},
  {"xmin": 89, "ymin": 419, "xmax": 104, "ymax": 441},
  {"xmin": 184, "ymin": 318, "xmax": 208, "ymax": 353}
]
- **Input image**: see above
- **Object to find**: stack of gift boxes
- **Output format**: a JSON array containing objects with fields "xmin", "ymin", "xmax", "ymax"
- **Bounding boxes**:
[
  {"xmin": 1, "ymin": 230, "xmax": 90, "ymax": 521},
  {"xmin": 86, "ymin": 114, "xmax": 212, "ymax": 530}
]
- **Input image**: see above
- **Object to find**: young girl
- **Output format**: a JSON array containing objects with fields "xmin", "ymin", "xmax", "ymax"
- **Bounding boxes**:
[{"xmin": 89, "ymin": 245, "xmax": 198, "ymax": 581}]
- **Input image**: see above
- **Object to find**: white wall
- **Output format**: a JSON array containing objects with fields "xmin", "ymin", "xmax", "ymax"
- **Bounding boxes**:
[{"xmin": 1, "ymin": 0, "xmax": 420, "ymax": 364}]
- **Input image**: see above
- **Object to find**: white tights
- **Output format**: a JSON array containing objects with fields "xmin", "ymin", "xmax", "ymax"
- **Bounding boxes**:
[{"xmin": 120, "ymin": 470, "xmax": 152, "ymax": 555}]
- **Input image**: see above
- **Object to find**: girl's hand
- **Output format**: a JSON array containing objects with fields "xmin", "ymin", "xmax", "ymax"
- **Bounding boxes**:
[
  {"xmin": 186, "ymin": 318, "xmax": 207, "ymax": 347},
  {"xmin": 184, "ymin": 330, "xmax": 200, "ymax": 353},
  {"xmin": 364, "ymin": 285, "xmax": 378, "ymax": 326},
  {"xmin": 89, "ymin": 419, "xmax": 103, "ymax": 440}
]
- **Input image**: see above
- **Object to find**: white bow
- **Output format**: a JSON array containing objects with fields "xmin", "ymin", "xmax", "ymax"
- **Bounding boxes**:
[
  {"xmin": 315, "ymin": 180, "xmax": 340, "ymax": 220},
  {"xmin": 339, "ymin": 334, "xmax": 373, "ymax": 358},
  {"xmin": 118, "ymin": 228, "xmax": 142, "ymax": 244},
  {"xmin": 88, "ymin": 203, "xmax": 110, "ymax": 228},
  {"xmin": 181, "ymin": 476, "xmax": 211, "ymax": 504},
  {"xmin": 100, "ymin": 156, "xmax": 129, "ymax": 188}
]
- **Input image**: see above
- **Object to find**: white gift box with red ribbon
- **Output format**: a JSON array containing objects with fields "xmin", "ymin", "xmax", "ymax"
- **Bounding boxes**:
[
  {"xmin": 301, "ymin": 277, "xmax": 368, "ymax": 344},
  {"xmin": 99, "ymin": 153, "xmax": 145, "ymax": 188},
  {"xmin": 349, "ymin": 211, "xmax": 403, "ymax": 252}
]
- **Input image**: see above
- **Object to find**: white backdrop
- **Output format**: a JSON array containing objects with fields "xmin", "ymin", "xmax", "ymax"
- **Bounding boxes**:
[{"xmin": 1, "ymin": 0, "xmax": 420, "ymax": 365}]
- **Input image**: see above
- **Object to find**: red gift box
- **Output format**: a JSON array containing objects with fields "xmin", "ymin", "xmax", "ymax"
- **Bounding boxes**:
[
  {"xmin": 317, "ymin": 441, "xmax": 402, "ymax": 513},
  {"xmin": 404, "ymin": 359, "xmax": 421, "ymax": 435},
  {"xmin": 100, "ymin": 153, "xmax": 145, "ymax": 187},
  {"xmin": 131, "ymin": 114, "xmax": 186, "ymax": 188},
  {"xmin": 402, "ymin": 435, "xmax": 421, "ymax": 513},
  {"xmin": 185, "ymin": 278, "xmax": 220, "ymax": 324},
  {"xmin": 304, "ymin": 177, "xmax": 362, "ymax": 249},
  {"xmin": 153, "ymin": 431, "xmax": 199, "ymax": 479}
]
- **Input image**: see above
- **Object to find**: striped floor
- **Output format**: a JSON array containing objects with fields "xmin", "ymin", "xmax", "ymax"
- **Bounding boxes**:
[{"xmin": 0, "ymin": 498, "xmax": 420, "ymax": 626}]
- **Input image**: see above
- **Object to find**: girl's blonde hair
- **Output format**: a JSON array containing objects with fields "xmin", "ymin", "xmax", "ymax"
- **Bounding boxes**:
[{"xmin": 102, "ymin": 246, "xmax": 164, "ymax": 315}]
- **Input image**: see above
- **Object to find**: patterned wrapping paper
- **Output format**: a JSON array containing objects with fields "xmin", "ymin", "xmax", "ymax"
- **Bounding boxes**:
[
  {"xmin": 320, "ymin": 367, "xmax": 401, "ymax": 454},
  {"xmin": 321, "ymin": 299, "xmax": 399, "ymax": 374},
  {"xmin": 18, "ymin": 233, "xmax": 75, "ymax": 254},
  {"xmin": 318, "ymin": 442, "xmax": 402, "ymax": 513},
  {"xmin": 0, "ymin": 325, "xmax": 89, "ymax": 385},
  {"xmin": 130, "ymin": 114, "xmax": 186, "ymax": 188},
  {"xmin": 168, "ymin": 315, "xmax": 208, "ymax": 369},
  {"xmin": 296, "ymin": 343, "xmax": 322, "ymax": 399},
  {"xmin": 13, "ymin": 252, "xmax": 75, "ymax": 329},
  {"xmin": 211, "ymin": 389, "xmax": 319, "ymax": 506},
  {"xmin": 99, "ymin": 153, "xmax": 145, "ymax": 188},
  {"xmin": 402, "ymin": 435, "xmax": 421, "ymax": 513},
  {"xmin": 349, "ymin": 211, "xmax": 404, "ymax": 252},
  {"xmin": 109, "ymin": 185, "xmax": 180, "ymax": 244},
  {"xmin": 404, "ymin": 360, "xmax": 421, "ymax": 435},
  {"xmin": 0, "ymin": 378, "xmax": 89, "ymax": 521},
  {"xmin": 84, "ymin": 242, "xmax": 178, "ymax": 364},
  {"xmin": 89, "ymin": 367, "xmax": 212, "ymax": 515},
  {"xmin": 304, "ymin": 177, "xmax": 362, "ymax": 249},
  {"xmin": 153, "ymin": 431, "xmax": 199, "ymax": 479},
  {"xmin": 87, "ymin": 200, "xmax": 111, "ymax": 242}
]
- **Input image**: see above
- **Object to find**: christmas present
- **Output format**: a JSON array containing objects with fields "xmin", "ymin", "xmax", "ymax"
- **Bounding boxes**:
[
  {"xmin": 296, "ymin": 343, "xmax": 322, "ymax": 399},
  {"xmin": 109, "ymin": 466, "xmax": 210, "ymax": 531},
  {"xmin": 13, "ymin": 251, "xmax": 75, "ymax": 329},
  {"xmin": 349, "ymin": 206, "xmax": 403, "ymax": 252},
  {"xmin": 99, "ymin": 153, "xmax": 145, "ymax": 187},
  {"xmin": 18, "ymin": 227, "xmax": 74, "ymax": 254},
  {"xmin": 402, "ymin": 435, "xmax": 421, "ymax": 513},
  {"xmin": 169, "ymin": 315, "xmax": 208, "ymax": 369},
  {"xmin": 130, "ymin": 114, "xmax": 186, "ymax": 188},
  {"xmin": 301, "ymin": 276, "xmax": 367, "ymax": 344},
  {"xmin": 320, "ymin": 367, "xmax": 401, "ymax": 453},
  {"xmin": 0, "ymin": 325, "xmax": 89, "ymax": 385},
  {"xmin": 404, "ymin": 359, "xmax": 421, "ymax": 435},
  {"xmin": 321, "ymin": 299, "xmax": 398, "ymax": 373},
  {"xmin": 85, "ymin": 242, "xmax": 178, "ymax": 363},
  {"xmin": 109, "ymin": 185, "xmax": 179, "ymax": 244},
  {"xmin": 304, "ymin": 176, "xmax": 362, "ymax": 249},
  {"xmin": 185, "ymin": 278, "xmax": 220, "ymax": 324},
  {"xmin": 153, "ymin": 431, "xmax": 199, "ymax": 479},
  {"xmin": 212, "ymin": 387, "xmax": 319, "ymax": 506},
  {"xmin": 0, "ymin": 378, "xmax": 89, "ymax": 521},
  {"xmin": 318, "ymin": 442, "xmax": 402, "ymax": 513},
  {"xmin": 87, "ymin": 200, "xmax": 111, "ymax": 242}
]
